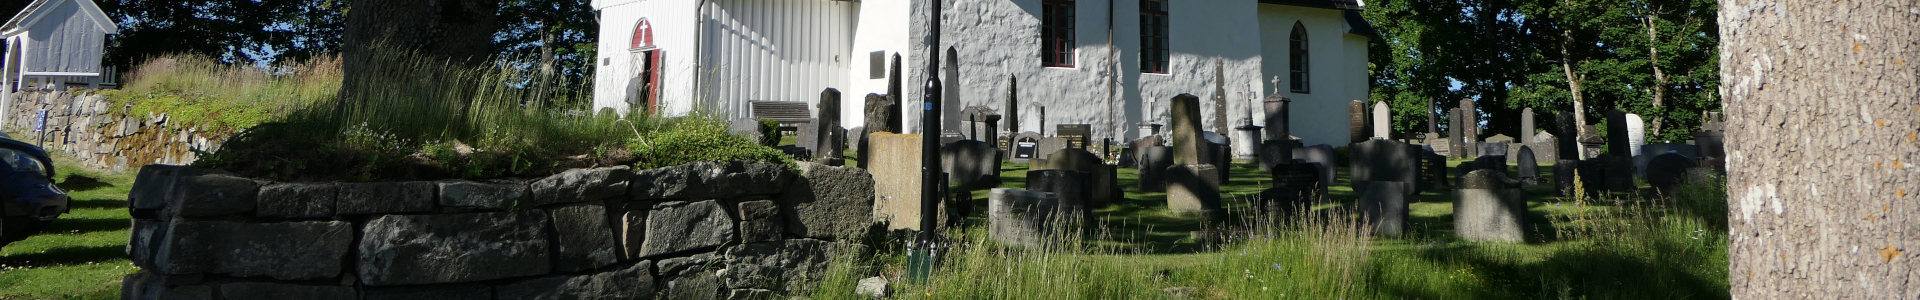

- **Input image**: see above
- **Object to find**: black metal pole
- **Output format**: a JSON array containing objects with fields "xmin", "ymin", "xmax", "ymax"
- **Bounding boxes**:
[{"xmin": 907, "ymin": 0, "xmax": 946, "ymax": 285}]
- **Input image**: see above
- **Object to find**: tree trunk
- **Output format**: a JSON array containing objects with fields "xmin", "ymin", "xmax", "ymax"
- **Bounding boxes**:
[
  {"xmin": 1643, "ymin": 11, "xmax": 1668, "ymax": 138},
  {"xmin": 1724, "ymin": 0, "xmax": 1920, "ymax": 297},
  {"xmin": 1559, "ymin": 29, "xmax": 1587, "ymax": 138}
]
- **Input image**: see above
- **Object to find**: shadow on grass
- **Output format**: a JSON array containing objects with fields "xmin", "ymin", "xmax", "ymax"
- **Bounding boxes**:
[
  {"xmin": 64, "ymin": 197, "xmax": 128, "ymax": 210},
  {"xmin": 0, "ymin": 245, "xmax": 124, "ymax": 268},
  {"xmin": 56, "ymin": 174, "xmax": 113, "ymax": 192}
]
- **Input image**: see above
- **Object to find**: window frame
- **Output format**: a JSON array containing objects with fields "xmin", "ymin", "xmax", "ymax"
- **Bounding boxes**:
[
  {"xmin": 1288, "ymin": 21, "xmax": 1310, "ymax": 94},
  {"xmin": 1042, "ymin": 0, "xmax": 1077, "ymax": 68},
  {"xmin": 1139, "ymin": 0, "xmax": 1169, "ymax": 74}
]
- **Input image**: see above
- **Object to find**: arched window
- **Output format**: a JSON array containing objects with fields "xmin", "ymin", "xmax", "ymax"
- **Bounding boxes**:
[
  {"xmin": 631, "ymin": 19, "xmax": 654, "ymax": 50},
  {"xmin": 1288, "ymin": 22, "xmax": 1309, "ymax": 93}
]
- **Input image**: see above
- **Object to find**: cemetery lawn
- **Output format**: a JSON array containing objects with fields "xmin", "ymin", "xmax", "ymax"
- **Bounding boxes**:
[
  {"xmin": 821, "ymin": 157, "xmax": 1729, "ymax": 299},
  {"xmin": 0, "ymin": 155, "xmax": 138, "ymax": 299}
]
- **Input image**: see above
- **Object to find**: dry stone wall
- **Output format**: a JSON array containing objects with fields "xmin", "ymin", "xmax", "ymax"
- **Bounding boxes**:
[
  {"xmin": 121, "ymin": 161, "xmax": 877, "ymax": 299},
  {"xmin": 2, "ymin": 90, "xmax": 221, "ymax": 172}
]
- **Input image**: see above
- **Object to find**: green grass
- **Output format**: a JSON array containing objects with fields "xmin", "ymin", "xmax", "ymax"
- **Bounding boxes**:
[
  {"xmin": 0, "ymin": 155, "xmax": 138, "ymax": 299},
  {"xmin": 817, "ymin": 154, "xmax": 1729, "ymax": 299}
]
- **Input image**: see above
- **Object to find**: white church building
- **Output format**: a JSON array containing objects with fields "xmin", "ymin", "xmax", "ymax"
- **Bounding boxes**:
[{"xmin": 590, "ymin": 0, "xmax": 1371, "ymax": 146}]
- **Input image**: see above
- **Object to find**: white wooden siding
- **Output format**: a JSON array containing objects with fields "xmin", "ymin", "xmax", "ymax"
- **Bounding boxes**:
[{"xmin": 703, "ymin": 0, "xmax": 856, "ymax": 120}]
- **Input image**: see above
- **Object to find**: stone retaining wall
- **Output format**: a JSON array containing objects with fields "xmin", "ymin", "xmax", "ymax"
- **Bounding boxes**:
[
  {"xmin": 2, "ymin": 90, "xmax": 221, "ymax": 172},
  {"xmin": 120, "ymin": 161, "xmax": 877, "ymax": 299}
]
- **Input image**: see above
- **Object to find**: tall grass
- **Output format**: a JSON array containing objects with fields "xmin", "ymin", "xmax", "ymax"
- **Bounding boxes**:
[{"xmin": 102, "ymin": 54, "xmax": 340, "ymax": 133}]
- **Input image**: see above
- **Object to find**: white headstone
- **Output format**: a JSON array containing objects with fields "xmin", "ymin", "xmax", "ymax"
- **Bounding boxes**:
[
  {"xmin": 1372, "ymin": 102, "xmax": 1391, "ymax": 139},
  {"xmin": 1625, "ymin": 114, "xmax": 1646, "ymax": 157}
]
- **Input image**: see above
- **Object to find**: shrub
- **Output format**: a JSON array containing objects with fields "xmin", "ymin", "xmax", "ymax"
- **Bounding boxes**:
[
  {"xmin": 758, "ymin": 119, "xmax": 783, "ymax": 146},
  {"xmin": 631, "ymin": 116, "xmax": 791, "ymax": 170}
]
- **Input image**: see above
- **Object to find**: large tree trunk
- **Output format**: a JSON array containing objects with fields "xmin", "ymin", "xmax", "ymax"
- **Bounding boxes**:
[
  {"xmin": 1559, "ymin": 29, "xmax": 1587, "ymax": 138},
  {"xmin": 341, "ymin": 0, "xmax": 500, "ymax": 80},
  {"xmin": 1643, "ymin": 12, "xmax": 1668, "ymax": 138},
  {"xmin": 1723, "ymin": 0, "xmax": 1920, "ymax": 297}
]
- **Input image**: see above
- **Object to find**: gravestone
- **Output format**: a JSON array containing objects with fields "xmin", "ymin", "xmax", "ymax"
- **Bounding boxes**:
[
  {"xmin": 1117, "ymin": 147, "xmax": 1136, "ymax": 167},
  {"xmin": 865, "ymin": 94, "xmax": 900, "ymax": 134},
  {"xmin": 1292, "ymin": 144, "xmax": 1338, "ymax": 193},
  {"xmin": 1555, "ymin": 112, "xmax": 1579, "ymax": 160},
  {"xmin": 1034, "ymin": 137, "xmax": 1068, "ymax": 161},
  {"xmin": 1421, "ymin": 150, "xmax": 1449, "ymax": 191},
  {"xmin": 987, "ymin": 188, "xmax": 1057, "ymax": 248},
  {"xmin": 797, "ymin": 118, "xmax": 821, "ymax": 157},
  {"xmin": 1201, "ymin": 131, "xmax": 1233, "ymax": 180},
  {"xmin": 1635, "ymin": 143, "xmax": 1700, "ymax": 178},
  {"xmin": 1005, "ymin": 75, "xmax": 1019, "ymax": 135},
  {"xmin": 1026, "ymin": 170, "xmax": 1092, "ymax": 225},
  {"xmin": 1137, "ymin": 146, "xmax": 1173, "ymax": 192},
  {"xmin": 1554, "ymin": 159, "xmax": 1578, "ymax": 196},
  {"xmin": 963, "ymin": 106, "xmax": 1000, "ymax": 142},
  {"xmin": 1529, "ymin": 132, "xmax": 1560, "ymax": 163},
  {"xmin": 887, "ymin": 54, "xmax": 903, "ymax": 130},
  {"xmin": 1169, "ymin": 94, "xmax": 1205, "ymax": 165},
  {"xmin": 868, "ymin": 132, "xmax": 942, "ymax": 231},
  {"xmin": 1625, "ymin": 114, "xmax": 1646, "ymax": 157},
  {"xmin": 1269, "ymin": 162, "xmax": 1325, "ymax": 205},
  {"xmin": 1455, "ymin": 169, "xmax": 1526, "ymax": 242},
  {"xmin": 1372, "ymin": 102, "xmax": 1392, "ymax": 139},
  {"xmin": 1605, "ymin": 109, "xmax": 1630, "ymax": 156},
  {"xmin": 1515, "ymin": 146, "xmax": 1539, "ymax": 185},
  {"xmin": 1480, "ymin": 141, "xmax": 1510, "ymax": 160},
  {"xmin": 815, "ymin": 89, "xmax": 845, "ymax": 164},
  {"xmin": 1694, "ymin": 112, "xmax": 1726, "ymax": 159},
  {"xmin": 1459, "ymin": 99, "xmax": 1479, "ymax": 157},
  {"xmin": 1520, "ymin": 107, "xmax": 1536, "ymax": 144},
  {"xmin": 1349, "ymin": 100, "xmax": 1369, "ymax": 143},
  {"xmin": 1035, "ymin": 149, "xmax": 1116, "ymax": 208},
  {"xmin": 940, "ymin": 130, "xmax": 966, "ymax": 146},
  {"xmin": 1264, "ymin": 95, "xmax": 1291, "ymax": 140},
  {"xmin": 1129, "ymin": 136, "xmax": 1164, "ymax": 168},
  {"xmin": 941, "ymin": 140, "xmax": 1003, "ymax": 192},
  {"xmin": 1448, "ymin": 108, "xmax": 1466, "ymax": 159},
  {"xmin": 1348, "ymin": 139, "xmax": 1418, "ymax": 196},
  {"xmin": 1233, "ymin": 124, "xmax": 1263, "ymax": 160},
  {"xmin": 1602, "ymin": 155, "xmax": 1635, "ymax": 193},
  {"xmin": 1645, "ymin": 152, "xmax": 1698, "ymax": 198},
  {"xmin": 1166, "ymin": 164, "xmax": 1222, "ymax": 215},
  {"xmin": 1010, "ymin": 132, "xmax": 1042, "ymax": 163},
  {"xmin": 1358, "ymin": 181, "xmax": 1408, "ymax": 236},
  {"xmin": 1256, "ymin": 140, "xmax": 1298, "ymax": 172},
  {"xmin": 1056, "ymin": 124, "xmax": 1092, "ymax": 150}
]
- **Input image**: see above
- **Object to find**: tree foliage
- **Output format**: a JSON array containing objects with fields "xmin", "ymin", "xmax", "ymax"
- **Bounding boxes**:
[{"xmin": 1365, "ymin": 0, "xmax": 1719, "ymax": 142}]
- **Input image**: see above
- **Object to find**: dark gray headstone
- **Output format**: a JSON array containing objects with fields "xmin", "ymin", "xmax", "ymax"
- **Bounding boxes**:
[
  {"xmin": 1481, "ymin": 142, "xmax": 1510, "ymax": 160},
  {"xmin": 865, "ymin": 94, "xmax": 898, "ymax": 134},
  {"xmin": 1138, "ymin": 146, "xmax": 1173, "ymax": 192},
  {"xmin": 1358, "ymin": 181, "xmax": 1408, "ymax": 236},
  {"xmin": 815, "ymin": 89, "xmax": 843, "ymax": 162},
  {"xmin": 887, "ymin": 54, "xmax": 903, "ymax": 131},
  {"xmin": 1520, "ymin": 107, "xmax": 1536, "ymax": 144},
  {"xmin": 1455, "ymin": 169, "xmax": 1526, "ymax": 242},
  {"xmin": 1269, "ymin": 162, "xmax": 1324, "ymax": 205},
  {"xmin": 1516, "ymin": 146, "xmax": 1539, "ymax": 184},
  {"xmin": 987, "ymin": 188, "xmax": 1058, "ymax": 248},
  {"xmin": 1605, "ymin": 109, "xmax": 1630, "ymax": 156},
  {"xmin": 1256, "ymin": 139, "xmax": 1299, "ymax": 172},
  {"xmin": 1449, "ymin": 108, "xmax": 1466, "ymax": 159},
  {"xmin": 1263, "ymin": 95, "xmax": 1291, "ymax": 140},
  {"xmin": 1693, "ymin": 131, "xmax": 1725, "ymax": 159},
  {"xmin": 1034, "ymin": 137, "xmax": 1069, "ymax": 161},
  {"xmin": 1057, "ymin": 124, "xmax": 1092, "ymax": 150},
  {"xmin": 1169, "ymin": 94, "xmax": 1204, "ymax": 165},
  {"xmin": 1635, "ymin": 143, "xmax": 1700, "ymax": 178},
  {"xmin": 1005, "ymin": 75, "xmax": 1019, "ymax": 134},
  {"xmin": 1026, "ymin": 170, "xmax": 1092, "ymax": 224},
  {"xmin": 1292, "ymin": 144, "xmax": 1337, "ymax": 192},
  {"xmin": 942, "ymin": 140, "xmax": 1003, "ymax": 191},
  {"xmin": 1555, "ymin": 159, "xmax": 1578, "ymax": 196},
  {"xmin": 1348, "ymin": 139, "xmax": 1417, "ymax": 196},
  {"xmin": 1011, "ymin": 132, "xmax": 1042, "ymax": 162},
  {"xmin": 1349, "ymin": 100, "xmax": 1369, "ymax": 143},
  {"xmin": 1645, "ymin": 152, "xmax": 1699, "ymax": 197},
  {"xmin": 1166, "ymin": 164, "xmax": 1222, "ymax": 215},
  {"xmin": 1129, "ymin": 135, "xmax": 1164, "ymax": 168}
]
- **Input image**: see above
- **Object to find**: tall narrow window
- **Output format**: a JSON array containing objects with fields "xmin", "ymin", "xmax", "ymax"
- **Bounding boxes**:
[
  {"xmin": 1289, "ymin": 22, "xmax": 1310, "ymax": 93},
  {"xmin": 1042, "ymin": 0, "xmax": 1076, "ymax": 67},
  {"xmin": 1140, "ymin": 0, "xmax": 1169, "ymax": 73}
]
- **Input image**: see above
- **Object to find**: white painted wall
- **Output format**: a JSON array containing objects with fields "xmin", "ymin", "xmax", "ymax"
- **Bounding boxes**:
[
  {"xmin": 842, "ymin": 0, "xmax": 911, "ymax": 129},
  {"xmin": 593, "ymin": 0, "xmax": 703, "ymax": 116},
  {"xmin": 1258, "ymin": 4, "xmax": 1369, "ymax": 147}
]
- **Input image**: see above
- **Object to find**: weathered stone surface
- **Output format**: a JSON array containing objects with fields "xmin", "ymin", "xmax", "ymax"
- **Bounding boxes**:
[
  {"xmin": 618, "ymin": 207, "xmax": 650, "ymax": 259},
  {"xmin": 1168, "ymin": 94, "xmax": 1205, "ymax": 165},
  {"xmin": 1349, "ymin": 100, "xmax": 1369, "ymax": 143},
  {"xmin": 640, "ymin": 200, "xmax": 736, "ymax": 258},
  {"xmin": 1372, "ymin": 102, "xmax": 1392, "ymax": 139},
  {"xmin": 529, "ymin": 166, "xmax": 631, "ymax": 207},
  {"xmin": 866, "ymin": 132, "xmax": 939, "ymax": 231},
  {"xmin": 1455, "ymin": 170, "xmax": 1525, "ymax": 242},
  {"xmin": 1269, "ymin": 162, "xmax": 1324, "ymax": 204},
  {"xmin": 782, "ymin": 163, "xmax": 877, "ymax": 240},
  {"xmin": 129, "ymin": 165, "xmax": 186, "ymax": 218},
  {"xmin": 1137, "ymin": 146, "xmax": 1173, "ymax": 192},
  {"xmin": 1349, "ymin": 139, "xmax": 1417, "ymax": 195},
  {"xmin": 1516, "ymin": 146, "xmax": 1540, "ymax": 184},
  {"xmin": 1026, "ymin": 170, "xmax": 1091, "ymax": 223},
  {"xmin": 336, "ymin": 182, "xmax": 435, "ymax": 215},
  {"xmin": 738, "ymin": 200, "xmax": 783, "ymax": 243},
  {"xmin": 1033, "ymin": 137, "xmax": 1068, "ymax": 161},
  {"xmin": 1292, "ymin": 144, "xmax": 1337, "ymax": 192},
  {"xmin": 1645, "ymin": 152, "xmax": 1698, "ymax": 197},
  {"xmin": 358, "ymin": 211, "xmax": 551, "ymax": 286},
  {"xmin": 864, "ymin": 93, "xmax": 899, "ymax": 134},
  {"xmin": 856, "ymin": 276, "xmax": 890, "ymax": 299},
  {"xmin": 723, "ymin": 239, "xmax": 832, "ymax": 293},
  {"xmin": 989, "ymin": 188, "xmax": 1060, "ymax": 247},
  {"xmin": 1166, "ymin": 164, "xmax": 1222, "ymax": 215},
  {"xmin": 217, "ymin": 282, "xmax": 355, "ymax": 300},
  {"xmin": 1554, "ymin": 159, "xmax": 1578, "ymax": 196},
  {"xmin": 363, "ymin": 284, "xmax": 493, "ymax": 300},
  {"xmin": 168, "ymin": 171, "xmax": 260, "ymax": 218},
  {"xmin": 120, "ymin": 271, "xmax": 212, "ymax": 300},
  {"xmin": 1263, "ymin": 96, "xmax": 1291, "ymax": 141},
  {"xmin": 941, "ymin": 139, "xmax": 1002, "ymax": 191},
  {"xmin": 256, "ymin": 182, "xmax": 336, "ymax": 218},
  {"xmin": 1605, "ymin": 109, "xmax": 1631, "ymax": 156},
  {"xmin": 148, "ymin": 220, "xmax": 351, "ymax": 280},
  {"xmin": 1358, "ymin": 181, "xmax": 1408, "ymax": 236},
  {"xmin": 550, "ymin": 203, "xmax": 619, "ymax": 273},
  {"xmin": 436, "ymin": 180, "xmax": 525, "ymax": 210},
  {"xmin": 1256, "ymin": 140, "xmax": 1297, "ymax": 172},
  {"xmin": 632, "ymin": 161, "xmax": 794, "ymax": 200},
  {"xmin": 664, "ymin": 269, "xmax": 727, "ymax": 300},
  {"xmin": 497, "ymin": 261, "xmax": 655, "ymax": 300}
]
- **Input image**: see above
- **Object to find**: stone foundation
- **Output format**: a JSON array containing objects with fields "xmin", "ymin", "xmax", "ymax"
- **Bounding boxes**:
[
  {"xmin": 121, "ymin": 161, "xmax": 876, "ymax": 299},
  {"xmin": 2, "ymin": 90, "xmax": 223, "ymax": 172}
]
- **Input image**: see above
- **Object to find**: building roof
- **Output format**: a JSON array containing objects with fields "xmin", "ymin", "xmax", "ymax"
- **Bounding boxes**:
[
  {"xmin": 1, "ymin": 0, "xmax": 118, "ymax": 36},
  {"xmin": 1259, "ymin": 0, "xmax": 1364, "ymax": 10}
]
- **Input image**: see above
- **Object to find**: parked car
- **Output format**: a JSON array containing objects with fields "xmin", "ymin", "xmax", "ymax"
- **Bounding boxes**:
[{"xmin": 0, "ymin": 132, "xmax": 68, "ymax": 248}]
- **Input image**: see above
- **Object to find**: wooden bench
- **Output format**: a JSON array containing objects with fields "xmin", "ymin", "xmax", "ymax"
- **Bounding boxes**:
[{"xmin": 749, "ymin": 100, "xmax": 813, "ymax": 131}]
